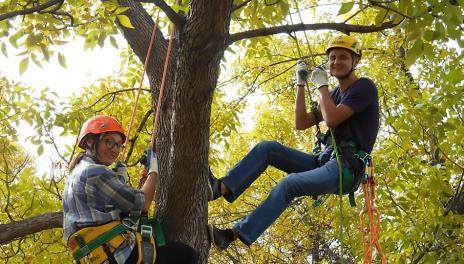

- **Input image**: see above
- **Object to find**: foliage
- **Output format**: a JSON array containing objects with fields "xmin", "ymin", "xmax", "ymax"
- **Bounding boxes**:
[
  {"xmin": 0, "ymin": 0, "xmax": 463, "ymax": 262},
  {"xmin": 209, "ymin": 9, "xmax": 463, "ymax": 262}
]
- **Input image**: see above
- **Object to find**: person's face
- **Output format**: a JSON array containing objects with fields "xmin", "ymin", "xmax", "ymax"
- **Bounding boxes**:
[
  {"xmin": 328, "ymin": 48, "xmax": 359, "ymax": 78},
  {"xmin": 94, "ymin": 133, "xmax": 123, "ymax": 166}
]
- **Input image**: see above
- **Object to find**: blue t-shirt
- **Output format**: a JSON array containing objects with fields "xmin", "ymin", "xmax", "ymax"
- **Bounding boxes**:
[{"xmin": 329, "ymin": 77, "xmax": 379, "ymax": 153}]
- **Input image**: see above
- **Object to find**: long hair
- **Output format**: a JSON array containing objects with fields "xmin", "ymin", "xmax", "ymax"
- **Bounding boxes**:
[
  {"xmin": 68, "ymin": 134, "xmax": 101, "ymax": 172},
  {"xmin": 68, "ymin": 152, "xmax": 85, "ymax": 172}
]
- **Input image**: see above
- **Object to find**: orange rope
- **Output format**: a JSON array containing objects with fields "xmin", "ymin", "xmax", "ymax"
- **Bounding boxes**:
[
  {"xmin": 359, "ymin": 159, "xmax": 387, "ymax": 263},
  {"xmin": 122, "ymin": 9, "xmax": 161, "ymax": 160},
  {"xmin": 150, "ymin": 18, "xmax": 177, "ymax": 147}
]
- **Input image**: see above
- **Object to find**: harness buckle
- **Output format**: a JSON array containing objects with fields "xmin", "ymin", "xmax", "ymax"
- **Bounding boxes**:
[
  {"xmin": 140, "ymin": 225, "xmax": 153, "ymax": 239},
  {"xmin": 122, "ymin": 217, "xmax": 138, "ymax": 231}
]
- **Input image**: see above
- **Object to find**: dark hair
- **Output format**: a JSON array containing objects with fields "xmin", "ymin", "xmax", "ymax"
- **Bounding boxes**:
[
  {"xmin": 68, "ymin": 134, "xmax": 100, "ymax": 172},
  {"xmin": 68, "ymin": 152, "xmax": 85, "ymax": 172}
]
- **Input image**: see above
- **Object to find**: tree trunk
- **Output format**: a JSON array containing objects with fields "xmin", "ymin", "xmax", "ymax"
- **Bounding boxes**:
[{"xmin": 119, "ymin": 0, "xmax": 233, "ymax": 261}]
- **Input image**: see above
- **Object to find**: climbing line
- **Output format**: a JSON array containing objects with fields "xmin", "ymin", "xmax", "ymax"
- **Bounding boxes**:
[
  {"xmin": 291, "ymin": 5, "xmax": 344, "ymax": 262},
  {"xmin": 122, "ymin": 9, "xmax": 161, "ymax": 160},
  {"xmin": 359, "ymin": 159, "xmax": 386, "ymax": 264},
  {"xmin": 330, "ymin": 128, "xmax": 344, "ymax": 262},
  {"xmin": 289, "ymin": 4, "xmax": 322, "ymax": 150},
  {"xmin": 151, "ymin": 22, "xmax": 175, "ymax": 148}
]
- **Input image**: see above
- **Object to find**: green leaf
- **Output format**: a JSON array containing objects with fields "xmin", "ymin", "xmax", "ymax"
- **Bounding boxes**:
[
  {"xmin": 37, "ymin": 145, "xmax": 44, "ymax": 156},
  {"xmin": 375, "ymin": 8, "xmax": 388, "ymax": 25},
  {"xmin": 405, "ymin": 39, "xmax": 423, "ymax": 67},
  {"xmin": 19, "ymin": 58, "xmax": 29, "ymax": 75},
  {"xmin": 110, "ymin": 36, "xmax": 118, "ymax": 49},
  {"xmin": 102, "ymin": 1, "xmax": 118, "ymax": 12},
  {"xmin": 172, "ymin": 4, "xmax": 189, "ymax": 13},
  {"xmin": 115, "ymin": 7, "xmax": 130, "ymax": 15},
  {"xmin": 31, "ymin": 53, "xmax": 42, "ymax": 68},
  {"xmin": 337, "ymin": 2, "xmax": 354, "ymax": 16},
  {"xmin": 117, "ymin": 15, "xmax": 135, "ymax": 29},
  {"xmin": 1, "ymin": 42, "xmax": 7, "ymax": 57},
  {"xmin": 98, "ymin": 33, "xmax": 106, "ymax": 47},
  {"xmin": 58, "ymin": 52, "xmax": 67, "ymax": 68},
  {"xmin": 40, "ymin": 44, "xmax": 50, "ymax": 61}
]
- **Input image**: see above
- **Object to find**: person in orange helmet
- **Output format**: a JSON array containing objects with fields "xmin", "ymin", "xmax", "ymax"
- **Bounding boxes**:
[{"xmin": 63, "ymin": 115, "xmax": 197, "ymax": 263}]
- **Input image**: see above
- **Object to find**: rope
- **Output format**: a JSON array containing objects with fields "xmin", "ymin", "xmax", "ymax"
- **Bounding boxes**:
[
  {"xmin": 291, "ymin": 4, "xmax": 344, "ymax": 262},
  {"xmin": 122, "ymin": 9, "xmax": 162, "ymax": 160},
  {"xmin": 289, "ymin": 5, "xmax": 322, "ymax": 152},
  {"xmin": 330, "ymin": 128, "xmax": 344, "ymax": 263},
  {"xmin": 151, "ymin": 22, "xmax": 176, "ymax": 147},
  {"xmin": 359, "ymin": 159, "xmax": 386, "ymax": 263}
]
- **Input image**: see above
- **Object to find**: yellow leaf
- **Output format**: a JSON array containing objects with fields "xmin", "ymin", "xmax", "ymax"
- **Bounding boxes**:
[
  {"xmin": 117, "ymin": 15, "xmax": 135, "ymax": 29},
  {"xmin": 19, "ymin": 58, "xmax": 28, "ymax": 75},
  {"xmin": 58, "ymin": 52, "xmax": 67, "ymax": 68}
]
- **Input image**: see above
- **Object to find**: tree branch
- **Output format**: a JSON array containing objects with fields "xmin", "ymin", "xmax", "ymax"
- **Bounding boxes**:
[
  {"xmin": 0, "ymin": 212, "xmax": 62, "ymax": 244},
  {"xmin": 82, "ymin": 88, "xmax": 150, "ymax": 110},
  {"xmin": 124, "ymin": 109, "xmax": 154, "ymax": 165},
  {"xmin": 227, "ymin": 21, "xmax": 399, "ymax": 45},
  {"xmin": 232, "ymin": 0, "xmax": 253, "ymax": 11},
  {"xmin": 0, "ymin": 0, "xmax": 63, "ymax": 22},
  {"xmin": 137, "ymin": 0, "xmax": 186, "ymax": 28}
]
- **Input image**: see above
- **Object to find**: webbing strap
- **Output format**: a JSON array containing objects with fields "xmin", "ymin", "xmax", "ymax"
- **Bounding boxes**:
[
  {"xmin": 150, "ymin": 218, "xmax": 166, "ymax": 246},
  {"xmin": 72, "ymin": 223, "xmax": 128, "ymax": 261}
]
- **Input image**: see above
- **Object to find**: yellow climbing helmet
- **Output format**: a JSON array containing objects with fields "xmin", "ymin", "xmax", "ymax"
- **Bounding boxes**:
[{"xmin": 326, "ymin": 34, "xmax": 362, "ymax": 57}]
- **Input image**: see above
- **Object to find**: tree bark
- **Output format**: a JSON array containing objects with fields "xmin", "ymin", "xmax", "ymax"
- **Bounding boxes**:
[
  {"xmin": 0, "ymin": 212, "xmax": 62, "ymax": 244},
  {"xmin": 119, "ymin": 0, "xmax": 233, "ymax": 261}
]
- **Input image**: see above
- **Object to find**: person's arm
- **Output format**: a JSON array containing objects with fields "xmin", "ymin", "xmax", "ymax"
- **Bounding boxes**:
[
  {"xmin": 318, "ymin": 85, "xmax": 353, "ymax": 128},
  {"xmin": 141, "ymin": 147, "xmax": 159, "ymax": 212},
  {"xmin": 311, "ymin": 67, "xmax": 353, "ymax": 128},
  {"xmin": 141, "ymin": 172, "xmax": 156, "ymax": 212},
  {"xmin": 295, "ymin": 85, "xmax": 320, "ymax": 130},
  {"xmin": 294, "ymin": 60, "xmax": 320, "ymax": 130}
]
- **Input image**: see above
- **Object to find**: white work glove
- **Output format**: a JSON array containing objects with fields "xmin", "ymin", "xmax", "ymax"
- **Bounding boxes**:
[
  {"xmin": 112, "ymin": 161, "xmax": 129, "ymax": 181},
  {"xmin": 311, "ymin": 66, "xmax": 328, "ymax": 89},
  {"xmin": 295, "ymin": 60, "xmax": 309, "ymax": 86},
  {"xmin": 146, "ymin": 146, "xmax": 159, "ymax": 175}
]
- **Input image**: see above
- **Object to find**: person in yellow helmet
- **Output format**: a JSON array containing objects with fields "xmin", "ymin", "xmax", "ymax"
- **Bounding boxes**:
[{"xmin": 208, "ymin": 34, "xmax": 379, "ymax": 250}]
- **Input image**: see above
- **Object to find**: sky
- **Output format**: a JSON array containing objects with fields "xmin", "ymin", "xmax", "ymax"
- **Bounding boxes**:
[{"xmin": 0, "ymin": 37, "xmax": 125, "ymax": 175}]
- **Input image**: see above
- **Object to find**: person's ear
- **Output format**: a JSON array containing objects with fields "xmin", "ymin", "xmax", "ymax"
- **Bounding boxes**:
[{"xmin": 353, "ymin": 55, "xmax": 361, "ymax": 67}]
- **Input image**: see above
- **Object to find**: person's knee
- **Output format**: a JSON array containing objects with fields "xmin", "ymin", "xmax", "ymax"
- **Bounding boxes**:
[
  {"xmin": 275, "ymin": 175, "xmax": 298, "ymax": 203},
  {"xmin": 255, "ymin": 140, "xmax": 281, "ymax": 154}
]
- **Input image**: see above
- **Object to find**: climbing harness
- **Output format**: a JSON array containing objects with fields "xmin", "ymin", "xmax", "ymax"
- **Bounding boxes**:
[
  {"xmin": 67, "ymin": 215, "xmax": 166, "ymax": 264},
  {"xmin": 359, "ymin": 157, "xmax": 387, "ymax": 264}
]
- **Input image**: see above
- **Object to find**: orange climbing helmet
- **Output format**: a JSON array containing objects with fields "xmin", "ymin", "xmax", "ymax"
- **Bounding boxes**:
[
  {"xmin": 77, "ymin": 115, "xmax": 126, "ymax": 149},
  {"xmin": 326, "ymin": 34, "xmax": 362, "ymax": 57}
]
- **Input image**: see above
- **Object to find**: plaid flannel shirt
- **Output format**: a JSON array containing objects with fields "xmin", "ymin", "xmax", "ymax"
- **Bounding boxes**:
[{"xmin": 63, "ymin": 156, "xmax": 144, "ymax": 263}]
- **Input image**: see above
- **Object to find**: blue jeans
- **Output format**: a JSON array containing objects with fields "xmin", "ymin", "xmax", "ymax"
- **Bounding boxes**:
[{"xmin": 220, "ymin": 140, "xmax": 341, "ymax": 245}]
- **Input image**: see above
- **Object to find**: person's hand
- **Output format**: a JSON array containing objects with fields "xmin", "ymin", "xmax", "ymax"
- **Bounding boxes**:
[
  {"xmin": 295, "ymin": 60, "xmax": 309, "ymax": 86},
  {"xmin": 311, "ymin": 66, "xmax": 328, "ymax": 89},
  {"xmin": 146, "ymin": 146, "xmax": 159, "ymax": 175},
  {"xmin": 112, "ymin": 161, "xmax": 128, "ymax": 180}
]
